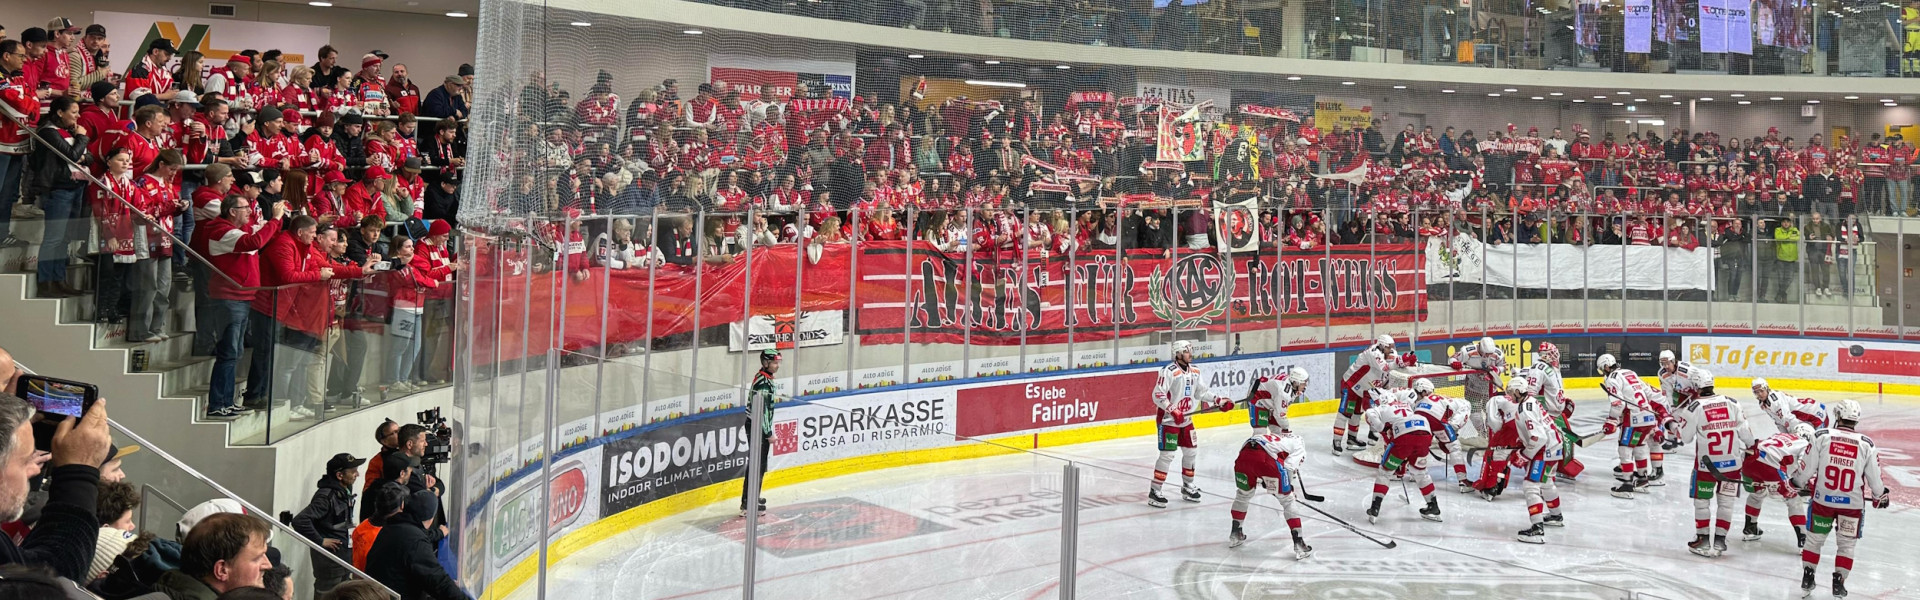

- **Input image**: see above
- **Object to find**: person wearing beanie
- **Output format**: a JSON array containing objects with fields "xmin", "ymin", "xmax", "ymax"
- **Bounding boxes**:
[
  {"xmin": 414, "ymin": 216, "xmax": 459, "ymax": 384},
  {"xmin": 205, "ymin": 54, "xmax": 255, "ymax": 111},
  {"xmin": 341, "ymin": 164, "xmax": 390, "ymax": 227},
  {"xmin": 239, "ymin": 107, "xmax": 296, "ymax": 172},
  {"xmin": 364, "ymin": 489, "xmax": 467, "ymax": 600},
  {"xmin": 300, "ymin": 111, "xmax": 346, "ymax": 215},
  {"xmin": 349, "ymin": 481, "xmax": 406, "ymax": 572},
  {"xmin": 348, "ymin": 53, "xmax": 387, "ymax": 116}
]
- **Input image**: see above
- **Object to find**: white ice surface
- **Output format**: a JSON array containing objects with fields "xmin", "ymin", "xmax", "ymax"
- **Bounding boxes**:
[{"xmin": 522, "ymin": 386, "xmax": 1920, "ymax": 600}]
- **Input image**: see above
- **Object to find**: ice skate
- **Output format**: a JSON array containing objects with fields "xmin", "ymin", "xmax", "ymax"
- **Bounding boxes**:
[
  {"xmin": 1712, "ymin": 534, "xmax": 1728, "ymax": 555},
  {"xmin": 1515, "ymin": 523, "xmax": 1546, "ymax": 544},
  {"xmin": 1345, "ymin": 433, "xmax": 1365, "ymax": 451},
  {"xmin": 1146, "ymin": 489, "xmax": 1168, "ymax": 508},
  {"xmin": 1688, "ymin": 534, "xmax": 1716, "ymax": 557},
  {"xmin": 1366, "ymin": 497, "xmax": 1383, "ymax": 524},
  {"xmin": 1632, "ymin": 475, "xmax": 1651, "ymax": 492},
  {"xmin": 1742, "ymin": 519, "xmax": 1764, "ymax": 541},
  {"xmin": 1227, "ymin": 528, "xmax": 1247, "ymax": 548},
  {"xmin": 1832, "ymin": 572, "xmax": 1849, "ymax": 598},
  {"xmin": 1610, "ymin": 479, "xmax": 1638, "ymax": 499},
  {"xmin": 1291, "ymin": 535, "xmax": 1314, "ymax": 560},
  {"xmin": 1542, "ymin": 513, "xmax": 1565, "ymax": 528},
  {"xmin": 1457, "ymin": 479, "xmax": 1477, "ymax": 494},
  {"xmin": 1181, "ymin": 485, "xmax": 1202, "ymax": 503},
  {"xmin": 1419, "ymin": 498, "xmax": 1443, "ymax": 522},
  {"xmin": 1650, "ymin": 466, "xmax": 1666, "ymax": 485},
  {"xmin": 1800, "ymin": 565, "xmax": 1816, "ymax": 598},
  {"xmin": 1331, "ymin": 437, "xmax": 1344, "ymax": 455},
  {"xmin": 738, "ymin": 497, "xmax": 766, "ymax": 517}
]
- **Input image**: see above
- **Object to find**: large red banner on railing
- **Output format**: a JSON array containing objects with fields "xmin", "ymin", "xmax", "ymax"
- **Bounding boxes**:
[{"xmin": 467, "ymin": 242, "xmax": 1424, "ymax": 358}]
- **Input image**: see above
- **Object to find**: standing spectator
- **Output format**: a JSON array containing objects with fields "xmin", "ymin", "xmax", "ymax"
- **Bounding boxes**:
[
  {"xmin": 383, "ymin": 64, "xmax": 420, "ymax": 115},
  {"xmin": 349, "ymin": 53, "xmax": 387, "ymax": 115},
  {"xmin": 0, "ymin": 39, "xmax": 40, "ymax": 248},
  {"xmin": 413, "ymin": 220, "xmax": 459, "ymax": 384},
  {"xmin": 291, "ymin": 453, "xmax": 363, "ymax": 596},
  {"xmin": 27, "ymin": 95, "xmax": 89, "ymax": 298},
  {"xmin": 247, "ymin": 215, "xmax": 336, "ymax": 419},
  {"xmin": 35, "ymin": 18, "xmax": 79, "ymax": 98},
  {"xmin": 1713, "ymin": 217, "xmax": 1750, "ymax": 301},
  {"xmin": 332, "ymin": 113, "xmax": 370, "ymax": 177},
  {"xmin": 68, "ymin": 24, "xmax": 111, "ymax": 99},
  {"xmin": 360, "ymin": 420, "xmax": 401, "ymax": 496},
  {"xmin": 1803, "ymin": 164, "xmax": 1840, "ymax": 220},
  {"xmin": 1836, "ymin": 213, "xmax": 1863, "ymax": 296},
  {"xmin": 1770, "ymin": 216, "xmax": 1800, "ymax": 303},
  {"xmin": 382, "ymin": 237, "xmax": 434, "ymax": 395},
  {"xmin": 350, "ymin": 482, "xmax": 407, "ymax": 571},
  {"xmin": 308, "ymin": 45, "xmax": 348, "ymax": 90},
  {"xmin": 127, "ymin": 150, "xmax": 187, "ymax": 343},
  {"xmin": 364, "ymin": 490, "xmax": 468, "ymax": 600},
  {"xmin": 151, "ymin": 513, "xmax": 272, "ymax": 600},
  {"xmin": 419, "ymin": 76, "xmax": 465, "ymax": 121},
  {"xmin": 192, "ymin": 193, "xmax": 287, "ymax": 419},
  {"xmin": 1803, "ymin": 212, "xmax": 1833, "ymax": 296}
]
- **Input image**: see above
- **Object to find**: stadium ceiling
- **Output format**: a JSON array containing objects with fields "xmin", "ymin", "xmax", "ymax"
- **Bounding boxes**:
[{"xmin": 258, "ymin": 0, "xmax": 480, "ymax": 17}]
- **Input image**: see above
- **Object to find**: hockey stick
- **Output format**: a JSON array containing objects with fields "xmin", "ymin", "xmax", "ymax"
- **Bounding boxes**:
[
  {"xmin": 1290, "ymin": 472, "xmax": 1325, "ymax": 503},
  {"xmin": 1576, "ymin": 428, "xmax": 1611, "ymax": 448},
  {"xmin": 1294, "ymin": 492, "xmax": 1399, "ymax": 549}
]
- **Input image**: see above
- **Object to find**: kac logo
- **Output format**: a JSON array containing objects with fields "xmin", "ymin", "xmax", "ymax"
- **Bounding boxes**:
[{"xmin": 1148, "ymin": 253, "xmax": 1231, "ymax": 329}]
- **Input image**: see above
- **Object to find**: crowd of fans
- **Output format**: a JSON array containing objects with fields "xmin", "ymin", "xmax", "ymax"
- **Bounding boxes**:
[
  {"xmin": 0, "ymin": 17, "xmax": 467, "ymax": 422},
  {"xmin": 491, "ymin": 66, "xmax": 1907, "ymax": 305},
  {"xmin": 0, "ymin": 344, "xmax": 463, "ymax": 600}
]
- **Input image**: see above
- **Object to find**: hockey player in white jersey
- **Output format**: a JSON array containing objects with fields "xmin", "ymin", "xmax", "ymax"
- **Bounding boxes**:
[
  {"xmin": 1528, "ymin": 343, "xmax": 1584, "ymax": 482},
  {"xmin": 1409, "ymin": 378, "xmax": 1473, "ymax": 492},
  {"xmin": 1742, "ymin": 422, "xmax": 1815, "ymax": 547},
  {"xmin": 1228, "ymin": 431, "xmax": 1313, "ymax": 559},
  {"xmin": 1668, "ymin": 366, "xmax": 1755, "ymax": 558},
  {"xmin": 1754, "ymin": 378, "xmax": 1799, "ymax": 431},
  {"xmin": 1475, "ymin": 377, "xmax": 1526, "ymax": 500},
  {"xmin": 1148, "ymin": 340, "xmax": 1228, "ymax": 507},
  {"xmin": 1242, "ymin": 367, "xmax": 1310, "ymax": 435},
  {"xmin": 1335, "ymin": 335, "xmax": 1408, "ymax": 455},
  {"xmin": 1658, "ymin": 350, "xmax": 1701, "ymax": 407},
  {"xmin": 1599, "ymin": 353, "xmax": 1664, "ymax": 498},
  {"xmin": 1363, "ymin": 388, "xmax": 1444, "ymax": 524},
  {"xmin": 1511, "ymin": 372, "xmax": 1568, "ymax": 544},
  {"xmin": 1799, "ymin": 399, "xmax": 1890, "ymax": 598},
  {"xmin": 1449, "ymin": 337, "xmax": 1506, "ymax": 441}
]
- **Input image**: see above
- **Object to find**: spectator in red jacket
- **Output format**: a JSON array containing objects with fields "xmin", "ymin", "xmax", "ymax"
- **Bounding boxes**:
[
  {"xmin": 382, "ymin": 63, "xmax": 421, "ymax": 115},
  {"xmin": 382, "ymin": 236, "xmax": 436, "ymax": 395},
  {"xmin": 413, "ymin": 220, "xmax": 459, "ymax": 383},
  {"xmin": 191, "ymin": 186, "xmax": 287, "ymax": 418},
  {"xmin": 249, "ymin": 214, "xmax": 340, "ymax": 420}
]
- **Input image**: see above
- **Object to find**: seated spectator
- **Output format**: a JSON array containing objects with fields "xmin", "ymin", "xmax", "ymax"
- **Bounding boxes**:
[
  {"xmin": 321, "ymin": 580, "xmax": 391, "ymax": 600},
  {"xmin": 0, "ymin": 389, "xmax": 111, "ymax": 582},
  {"xmin": 365, "ymin": 490, "xmax": 468, "ymax": 600},
  {"xmin": 152, "ymin": 512, "xmax": 272, "ymax": 599}
]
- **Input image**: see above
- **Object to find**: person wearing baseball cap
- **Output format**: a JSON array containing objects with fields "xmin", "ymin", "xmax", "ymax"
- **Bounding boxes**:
[
  {"xmin": 292, "ymin": 452, "xmax": 365, "ymax": 594},
  {"xmin": 33, "ymin": 18, "xmax": 81, "ymax": 98},
  {"xmin": 123, "ymin": 37, "xmax": 175, "ymax": 100},
  {"xmin": 740, "ymin": 347, "xmax": 783, "ymax": 515}
]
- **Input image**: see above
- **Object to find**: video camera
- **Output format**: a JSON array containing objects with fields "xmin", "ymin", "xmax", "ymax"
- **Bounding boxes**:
[{"xmin": 417, "ymin": 408, "xmax": 453, "ymax": 473}]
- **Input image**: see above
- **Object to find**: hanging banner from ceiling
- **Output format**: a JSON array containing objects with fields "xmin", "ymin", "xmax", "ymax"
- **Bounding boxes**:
[{"xmin": 1624, "ymin": 0, "xmax": 1654, "ymax": 53}]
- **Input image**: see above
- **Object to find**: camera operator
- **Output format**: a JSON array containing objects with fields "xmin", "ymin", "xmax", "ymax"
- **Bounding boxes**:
[{"xmin": 381, "ymin": 425, "xmax": 437, "ymax": 495}]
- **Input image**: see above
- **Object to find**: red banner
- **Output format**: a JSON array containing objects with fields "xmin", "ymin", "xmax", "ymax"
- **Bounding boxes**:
[
  {"xmin": 467, "ymin": 241, "xmax": 1424, "ymax": 361},
  {"xmin": 1237, "ymin": 105, "xmax": 1300, "ymax": 122},
  {"xmin": 954, "ymin": 371, "xmax": 1160, "ymax": 437}
]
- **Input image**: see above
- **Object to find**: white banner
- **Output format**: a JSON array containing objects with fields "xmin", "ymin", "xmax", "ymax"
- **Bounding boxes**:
[
  {"xmin": 1199, "ymin": 353, "xmax": 1338, "ymax": 404},
  {"xmin": 1684, "ymin": 336, "xmax": 1920, "ymax": 385},
  {"xmin": 728, "ymin": 311, "xmax": 845, "ymax": 352},
  {"xmin": 1427, "ymin": 236, "xmax": 1716, "ymax": 291},
  {"xmin": 1214, "ymin": 196, "xmax": 1261, "ymax": 253},
  {"xmin": 93, "ymin": 11, "xmax": 329, "ymax": 75},
  {"xmin": 769, "ymin": 389, "xmax": 956, "ymax": 469},
  {"xmin": 1136, "ymin": 81, "xmax": 1230, "ymax": 114},
  {"xmin": 1726, "ymin": 0, "xmax": 1753, "ymax": 54},
  {"xmin": 1624, "ymin": 0, "xmax": 1655, "ymax": 53},
  {"xmin": 485, "ymin": 447, "xmax": 602, "ymax": 579},
  {"xmin": 1699, "ymin": 0, "xmax": 1729, "ymax": 53}
]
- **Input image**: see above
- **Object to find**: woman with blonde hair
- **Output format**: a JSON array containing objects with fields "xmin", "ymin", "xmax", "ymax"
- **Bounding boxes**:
[{"xmin": 282, "ymin": 65, "xmax": 319, "ymax": 110}]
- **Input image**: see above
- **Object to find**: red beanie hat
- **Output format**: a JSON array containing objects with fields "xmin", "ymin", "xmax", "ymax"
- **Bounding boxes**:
[{"xmin": 427, "ymin": 219, "xmax": 452, "ymax": 237}]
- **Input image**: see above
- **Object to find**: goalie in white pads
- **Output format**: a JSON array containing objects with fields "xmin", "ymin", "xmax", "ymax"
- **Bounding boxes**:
[
  {"xmin": 1409, "ymin": 378, "xmax": 1473, "ymax": 492},
  {"xmin": 1599, "ymin": 354, "xmax": 1664, "ymax": 498},
  {"xmin": 1669, "ymin": 366, "xmax": 1755, "ymax": 558},
  {"xmin": 1148, "ymin": 340, "xmax": 1228, "ymax": 507},
  {"xmin": 1799, "ymin": 399, "xmax": 1889, "ymax": 599},
  {"xmin": 1335, "ymin": 335, "xmax": 1410, "ymax": 455},
  {"xmin": 1363, "ymin": 388, "xmax": 1444, "ymax": 524},
  {"xmin": 1228, "ymin": 431, "xmax": 1313, "ymax": 559},
  {"xmin": 1743, "ymin": 422, "xmax": 1815, "ymax": 547},
  {"xmin": 1242, "ymin": 367, "xmax": 1310, "ymax": 435},
  {"xmin": 1476, "ymin": 378, "xmax": 1526, "ymax": 500},
  {"xmin": 1511, "ymin": 371, "xmax": 1568, "ymax": 544},
  {"xmin": 1449, "ymin": 337, "xmax": 1506, "ymax": 441}
]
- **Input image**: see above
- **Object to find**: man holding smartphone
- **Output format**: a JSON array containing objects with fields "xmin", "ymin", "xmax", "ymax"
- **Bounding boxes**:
[{"xmin": 0, "ymin": 346, "xmax": 114, "ymax": 581}]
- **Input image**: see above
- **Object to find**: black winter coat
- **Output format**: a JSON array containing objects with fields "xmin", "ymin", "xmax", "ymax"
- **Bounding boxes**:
[
  {"xmin": 291, "ymin": 477, "xmax": 357, "ymax": 546},
  {"xmin": 365, "ymin": 520, "xmax": 469, "ymax": 600},
  {"xmin": 29, "ymin": 123, "xmax": 90, "ymax": 194}
]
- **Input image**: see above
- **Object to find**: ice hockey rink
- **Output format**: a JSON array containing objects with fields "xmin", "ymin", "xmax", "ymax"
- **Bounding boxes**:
[{"xmin": 527, "ymin": 384, "xmax": 1920, "ymax": 600}]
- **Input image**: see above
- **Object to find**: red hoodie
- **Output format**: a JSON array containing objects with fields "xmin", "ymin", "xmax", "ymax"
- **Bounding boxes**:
[{"xmin": 191, "ymin": 216, "xmax": 283, "ymax": 301}]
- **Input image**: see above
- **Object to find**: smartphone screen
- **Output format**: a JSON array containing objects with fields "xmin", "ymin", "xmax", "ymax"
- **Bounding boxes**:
[{"xmin": 19, "ymin": 376, "xmax": 94, "ymax": 419}]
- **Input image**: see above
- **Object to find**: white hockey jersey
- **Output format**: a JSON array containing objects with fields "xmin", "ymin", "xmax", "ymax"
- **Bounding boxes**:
[
  {"xmin": 1451, "ymin": 345, "xmax": 1506, "ymax": 400},
  {"xmin": 1530, "ymin": 360, "xmax": 1566, "ymax": 414},
  {"xmin": 1789, "ymin": 398, "xmax": 1831, "ymax": 430},
  {"xmin": 1245, "ymin": 376, "xmax": 1305, "ymax": 433},
  {"xmin": 1365, "ymin": 403, "xmax": 1434, "ymax": 441},
  {"xmin": 1673, "ymin": 394, "xmax": 1755, "ymax": 473},
  {"xmin": 1658, "ymin": 361, "xmax": 1700, "ymax": 405},
  {"xmin": 1152, "ymin": 362, "xmax": 1216, "ymax": 428},
  {"xmin": 1517, "ymin": 397, "xmax": 1566, "ymax": 461},
  {"xmin": 1485, "ymin": 394, "xmax": 1523, "ymax": 444},
  {"xmin": 1806, "ymin": 429, "xmax": 1886, "ymax": 510},
  {"xmin": 1412, "ymin": 392, "xmax": 1469, "ymax": 440},
  {"xmin": 1341, "ymin": 347, "xmax": 1398, "ymax": 395},
  {"xmin": 1606, "ymin": 386, "xmax": 1662, "ymax": 430},
  {"xmin": 1757, "ymin": 390, "xmax": 1799, "ymax": 430},
  {"xmin": 1750, "ymin": 432, "xmax": 1812, "ymax": 485},
  {"xmin": 1245, "ymin": 432, "xmax": 1307, "ymax": 473},
  {"xmin": 1602, "ymin": 369, "xmax": 1668, "ymax": 421}
]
